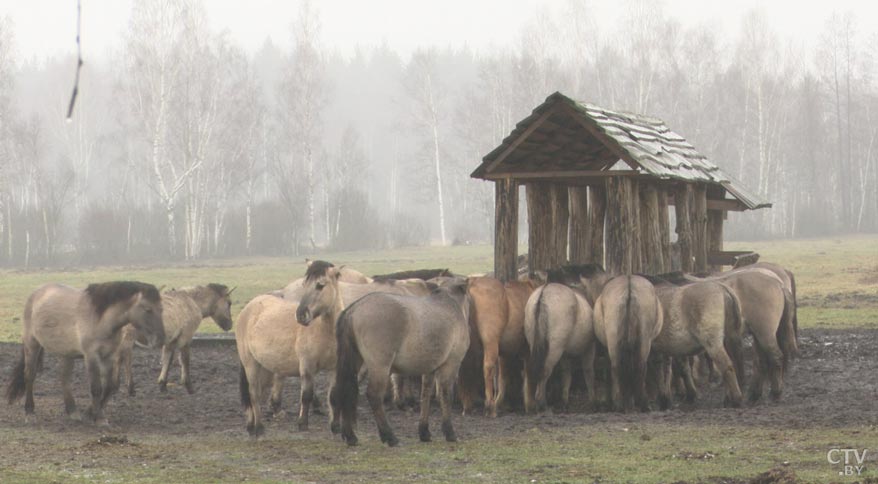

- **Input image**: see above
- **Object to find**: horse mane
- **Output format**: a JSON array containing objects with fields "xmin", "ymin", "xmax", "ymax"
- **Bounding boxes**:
[
  {"xmin": 372, "ymin": 268, "xmax": 452, "ymax": 282},
  {"xmin": 305, "ymin": 260, "xmax": 335, "ymax": 282},
  {"xmin": 561, "ymin": 263, "xmax": 605, "ymax": 278},
  {"xmin": 206, "ymin": 283, "xmax": 229, "ymax": 297},
  {"xmin": 85, "ymin": 281, "xmax": 161, "ymax": 317},
  {"xmin": 637, "ymin": 273, "xmax": 672, "ymax": 285},
  {"xmin": 652, "ymin": 271, "xmax": 693, "ymax": 285}
]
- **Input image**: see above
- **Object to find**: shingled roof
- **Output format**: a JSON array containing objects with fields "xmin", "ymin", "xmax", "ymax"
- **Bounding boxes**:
[{"xmin": 471, "ymin": 92, "xmax": 770, "ymax": 210}]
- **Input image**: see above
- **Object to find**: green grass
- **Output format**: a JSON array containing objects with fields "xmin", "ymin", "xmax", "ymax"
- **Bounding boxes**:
[
  {"xmin": 0, "ymin": 236, "xmax": 875, "ymax": 342},
  {"xmin": 0, "ymin": 422, "xmax": 873, "ymax": 483}
]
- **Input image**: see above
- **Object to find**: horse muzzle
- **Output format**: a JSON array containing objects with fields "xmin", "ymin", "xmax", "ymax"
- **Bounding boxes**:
[{"xmin": 296, "ymin": 307, "xmax": 313, "ymax": 326}]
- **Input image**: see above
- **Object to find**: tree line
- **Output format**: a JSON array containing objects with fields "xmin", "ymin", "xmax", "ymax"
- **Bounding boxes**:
[{"xmin": 0, "ymin": 0, "xmax": 874, "ymax": 267}]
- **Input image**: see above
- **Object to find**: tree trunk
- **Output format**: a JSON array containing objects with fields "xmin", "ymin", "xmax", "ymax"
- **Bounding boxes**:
[
  {"xmin": 432, "ymin": 119, "xmax": 447, "ymax": 245},
  {"xmin": 657, "ymin": 186, "xmax": 671, "ymax": 272},
  {"xmin": 550, "ymin": 184, "xmax": 569, "ymax": 267},
  {"xmin": 639, "ymin": 182, "xmax": 664, "ymax": 274},
  {"xmin": 587, "ymin": 184, "xmax": 606, "ymax": 266},
  {"xmin": 674, "ymin": 184, "xmax": 694, "ymax": 273},
  {"xmin": 526, "ymin": 182, "xmax": 554, "ymax": 274},
  {"xmin": 494, "ymin": 178, "xmax": 518, "ymax": 282},
  {"xmin": 707, "ymin": 210, "xmax": 724, "ymax": 271},
  {"xmin": 568, "ymin": 186, "xmax": 589, "ymax": 264},
  {"xmin": 691, "ymin": 184, "xmax": 708, "ymax": 273},
  {"xmin": 605, "ymin": 177, "xmax": 640, "ymax": 275}
]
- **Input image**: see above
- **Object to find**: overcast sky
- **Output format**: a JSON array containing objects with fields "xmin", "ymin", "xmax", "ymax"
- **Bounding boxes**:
[{"xmin": 4, "ymin": 0, "xmax": 878, "ymax": 62}]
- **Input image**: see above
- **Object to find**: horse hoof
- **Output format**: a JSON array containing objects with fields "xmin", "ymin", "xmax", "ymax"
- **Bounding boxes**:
[
  {"xmin": 769, "ymin": 391, "xmax": 782, "ymax": 402},
  {"xmin": 297, "ymin": 420, "xmax": 309, "ymax": 431},
  {"xmin": 386, "ymin": 436, "xmax": 400, "ymax": 447},
  {"xmin": 247, "ymin": 423, "xmax": 265, "ymax": 438},
  {"xmin": 418, "ymin": 423, "xmax": 431, "ymax": 442},
  {"xmin": 96, "ymin": 418, "xmax": 110, "ymax": 428},
  {"xmin": 128, "ymin": 388, "xmax": 136, "ymax": 397},
  {"xmin": 185, "ymin": 384, "xmax": 195, "ymax": 395},
  {"xmin": 344, "ymin": 434, "xmax": 358, "ymax": 446},
  {"xmin": 330, "ymin": 421, "xmax": 340, "ymax": 434},
  {"xmin": 158, "ymin": 383, "xmax": 168, "ymax": 393}
]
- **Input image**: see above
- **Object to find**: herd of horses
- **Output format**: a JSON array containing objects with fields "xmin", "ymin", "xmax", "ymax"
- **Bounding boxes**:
[{"xmin": 4, "ymin": 258, "xmax": 798, "ymax": 448}]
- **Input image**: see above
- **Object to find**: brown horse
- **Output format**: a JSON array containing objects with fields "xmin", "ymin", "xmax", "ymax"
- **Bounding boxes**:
[
  {"xmin": 642, "ymin": 275, "xmax": 745, "ymax": 409},
  {"xmin": 118, "ymin": 284, "xmax": 234, "ymax": 395},
  {"xmin": 6, "ymin": 281, "xmax": 165, "ymax": 424},
  {"xmin": 730, "ymin": 262, "xmax": 799, "ymax": 339},
  {"xmin": 523, "ymin": 282, "xmax": 596, "ymax": 413},
  {"xmin": 331, "ymin": 283, "xmax": 470, "ymax": 446},
  {"xmin": 458, "ymin": 276, "xmax": 537, "ymax": 417},
  {"xmin": 237, "ymin": 261, "xmax": 344, "ymax": 436}
]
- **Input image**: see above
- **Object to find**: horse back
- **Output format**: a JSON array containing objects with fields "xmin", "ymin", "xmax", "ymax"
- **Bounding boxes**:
[
  {"xmin": 26, "ymin": 283, "xmax": 87, "ymax": 356},
  {"xmin": 236, "ymin": 295, "xmax": 303, "ymax": 375},
  {"xmin": 159, "ymin": 291, "xmax": 203, "ymax": 346}
]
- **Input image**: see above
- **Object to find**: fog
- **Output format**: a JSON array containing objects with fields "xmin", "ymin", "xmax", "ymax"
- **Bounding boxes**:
[{"xmin": 0, "ymin": 0, "xmax": 875, "ymax": 267}]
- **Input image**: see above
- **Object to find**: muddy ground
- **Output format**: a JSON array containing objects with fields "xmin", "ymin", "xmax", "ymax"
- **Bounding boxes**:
[{"xmin": 0, "ymin": 328, "xmax": 876, "ymax": 482}]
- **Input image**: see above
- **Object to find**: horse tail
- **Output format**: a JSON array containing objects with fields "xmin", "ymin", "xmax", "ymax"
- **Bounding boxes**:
[
  {"xmin": 334, "ymin": 306, "xmax": 362, "ymax": 433},
  {"xmin": 720, "ymin": 284, "xmax": 745, "ymax": 388},
  {"xmin": 618, "ymin": 276, "xmax": 645, "ymax": 408},
  {"xmin": 6, "ymin": 347, "xmax": 27, "ymax": 405},
  {"xmin": 777, "ymin": 288, "xmax": 798, "ymax": 371},
  {"xmin": 527, "ymin": 287, "xmax": 549, "ymax": 391},
  {"xmin": 787, "ymin": 270, "xmax": 799, "ymax": 341},
  {"xmin": 239, "ymin": 364, "xmax": 252, "ymax": 410}
]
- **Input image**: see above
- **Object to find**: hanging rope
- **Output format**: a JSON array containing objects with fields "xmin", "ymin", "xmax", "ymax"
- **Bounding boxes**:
[{"xmin": 66, "ymin": 0, "xmax": 83, "ymax": 120}]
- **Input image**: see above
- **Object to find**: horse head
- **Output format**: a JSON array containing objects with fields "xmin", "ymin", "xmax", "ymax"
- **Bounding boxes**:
[
  {"xmin": 296, "ymin": 260, "xmax": 341, "ymax": 326},
  {"xmin": 206, "ymin": 283, "xmax": 235, "ymax": 331},
  {"xmin": 87, "ymin": 281, "xmax": 166, "ymax": 348}
]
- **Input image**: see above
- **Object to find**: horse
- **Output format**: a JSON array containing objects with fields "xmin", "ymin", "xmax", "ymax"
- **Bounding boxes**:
[
  {"xmin": 523, "ymin": 282, "xmax": 595, "ymax": 413},
  {"xmin": 331, "ymin": 283, "xmax": 470, "ymax": 446},
  {"xmin": 117, "ymin": 283, "xmax": 234, "ymax": 395},
  {"xmin": 555, "ymin": 265, "xmax": 663, "ymax": 412},
  {"xmin": 236, "ymin": 261, "xmax": 344, "ymax": 436},
  {"xmin": 6, "ymin": 281, "xmax": 165, "ymax": 425},
  {"xmin": 730, "ymin": 262, "xmax": 799, "ymax": 339},
  {"xmin": 458, "ymin": 276, "xmax": 537, "ymax": 417},
  {"xmin": 667, "ymin": 269, "xmax": 796, "ymax": 402},
  {"xmin": 372, "ymin": 268, "xmax": 453, "ymax": 282},
  {"xmin": 640, "ymin": 275, "xmax": 745, "ymax": 409}
]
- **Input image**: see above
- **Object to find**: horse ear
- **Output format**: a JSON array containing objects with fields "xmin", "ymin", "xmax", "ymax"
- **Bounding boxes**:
[
  {"xmin": 157, "ymin": 285, "xmax": 166, "ymax": 292},
  {"xmin": 227, "ymin": 286, "xmax": 237, "ymax": 296},
  {"xmin": 327, "ymin": 266, "xmax": 341, "ymax": 279},
  {"xmin": 305, "ymin": 258, "xmax": 312, "ymax": 267}
]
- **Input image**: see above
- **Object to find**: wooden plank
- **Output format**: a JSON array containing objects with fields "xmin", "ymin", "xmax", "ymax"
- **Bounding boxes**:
[
  {"xmin": 558, "ymin": 102, "xmax": 643, "ymax": 171},
  {"xmin": 707, "ymin": 209, "xmax": 724, "ymax": 271},
  {"xmin": 494, "ymin": 179, "xmax": 519, "ymax": 282},
  {"xmin": 692, "ymin": 184, "xmax": 709, "ymax": 273},
  {"xmin": 674, "ymin": 184, "xmax": 694, "ymax": 272},
  {"xmin": 605, "ymin": 177, "xmax": 640, "ymax": 275},
  {"xmin": 481, "ymin": 105, "xmax": 561, "ymax": 175},
  {"xmin": 526, "ymin": 182, "xmax": 554, "ymax": 273},
  {"xmin": 639, "ymin": 182, "xmax": 664, "ymax": 274},
  {"xmin": 657, "ymin": 185, "xmax": 672, "ymax": 272},
  {"xmin": 568, "ymin": 186, "xmax": 589, "ymax": 264},
  {"xmin": 587, "ymin": 184, "xmax": 606, "ymax": 266},
  {"xmin": 485, "ymin": 169, "xmax": 639, "ymax": 180},
  {"xmin": 550, "ymin": 184, "xmax": 569, "ymax": 266}
]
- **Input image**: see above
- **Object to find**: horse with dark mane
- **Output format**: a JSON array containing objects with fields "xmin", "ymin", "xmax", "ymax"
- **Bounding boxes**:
[
  {"xmin": 371, "ymin": 268, "xmax": 453, "ymax": 282},
  {"xmin": 6, "ymin": 281, "xmax": 165, "ymax": 425}
]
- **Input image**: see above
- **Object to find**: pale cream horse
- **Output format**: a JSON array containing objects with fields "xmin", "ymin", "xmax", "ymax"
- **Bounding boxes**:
[
  {"xmin": 6, "ymin": 281, "xmax": 165, "ymax": 425},
  {"xmin": 118, "ymin": 283, "xmax": 234, "ymax": 395},
  {"xmin": 237, "ymin": 261, "xmax": 344, "ymax": 436}
]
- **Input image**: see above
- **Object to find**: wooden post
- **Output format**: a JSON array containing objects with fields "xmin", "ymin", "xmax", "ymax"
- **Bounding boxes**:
[
  {"xmin": 657, "ymin": 185, "xmax": 671, "ymax": 273},
  {"xmin": 692, "ymin": 184, "xmax": 708, "ymax": 273},
  {"xmin": 639, "ymin": 182, "xmax": 664, "ymax": 274},
  {"xmin": 605, "ymin": 177, "xmax": 640, "ymax": 275},
  {"xmin": 674, "ymin": 184, "xmax": 694, "ymax": 273},
  {"xmin": 494, "ymin": 178, "xmax": 518, "ymax": 282},
  {"xmin": 707, "ymin": 210, "xmax": 724, "ymax": 271},
  {"xmin": 550, "ymin": 184, "xmax": 569, "ymax": 267},
  {"xmin": 526, "ymin": 182, "xmax": 554, "ymax": 274},
  {"xmin": 568, "ymin": 186, "xmax": 589, "ymax": 264},
  {"xmin": 587, "ymin": 184, "xmax": 606, "ymax": 266}
]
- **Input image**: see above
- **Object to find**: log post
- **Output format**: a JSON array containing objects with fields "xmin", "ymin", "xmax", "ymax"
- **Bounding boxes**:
[
  {"xmin": 605, "ymin": 177, "xmax": 640, "ymax": 275},
  {"xmin": 692, "ymin": 184, "xmax": 708, "ymax": 273},
  {"xmin": 657, "ymin": 185, "xmax": 671, "ymax": 273},
  {"xmin": 568, "ymin": 186, "xmax": 589, "ymax": 264},
  {"xmin": 639, "ymin": 182, "xmax": 664, "ymax": 274},
  {"xmin": 494, "ymin": 178, "xmax": 518, "ymax": 282},
  {"xmin": 526, "ymin": 182, "xmax": 554, "ymax": 274},
  {"xmin": 629, "ymin": 179, "xmax": 643, "ymax": 274},
  {"xmin": 707, "ymin": 210, "xmax": 724, "ymax": 271},
  {"xmin": 587, "ymin": 184, "xmax": 606, "ymax": 266},
  {"xmin": 674, "ymin": 184, "xmax": 694, "ymax": 273},
  {"xmin": 550, "ymin": 183, "xmax": 569, "ymax": 267}
]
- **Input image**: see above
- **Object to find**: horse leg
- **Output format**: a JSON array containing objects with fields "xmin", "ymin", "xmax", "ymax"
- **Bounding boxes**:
[
  {"xmin": 559, "ymin": 358, "xmax": 572, "ymax": 413},
  {"xmin": 607, "ymin": 345, "xmax": 624, "ymax": 412},
  {"xmin": 418, "ymin": 373, "xmax": 435, "ymax": 442},
  {"xmin": 391, "ymin": 373, "xmax": 406, "ymax": 410},
  {"xmin": 366, "ymin": 370, "xmax": 398, "ymax": 446},
  {"xmin": 84, "ymin": 355, "xmax": 109, "ymax": 426},
  {"xmin": 298, "ymin": 361, "xmax": 316, "ymax": 431},
  {"xmin": 22, "ymin": 339, "xmax": 42, "ymax": 418},
  {"xmin": 705, "ymin": 344, "xmax": 743, "ymax": 408},
  {"xmin": 581, "ymin": 340, "xmax": 598, "ymax": 411},
  {"xmin": 327, "ymin": 376, "xmax": 340, "ymax": 434},
  {"xmin": 268, "ymin": 374, "xmax": 285, "ymax": 418},
  {"xmin": 677, "ymin": 356, "xmax": 699, "ymax": 403},
  {"xmin": 748, "ymin": 346, "xmax": 768, "ymax": 403},
  {"xmin": 436, "ymin": 362, "xmax": 459, "ymax": 442},
  {"xmin": 60, "ymin": 357, "xmax": 78, "ymax": 418},
  {"xmin": 179, "ymin": 345, "xmax": 194, "ymax": 394},
  {"xmin": 157, "ymin": 345, "xmax": 175, "ymax": 393},
  {"xmin": 656, "ymin": 356, "xmax": 673, "ymax": 411},
  {"xmin": 482, "ymin": 344, "xmax": 500, "ymax": 417},
  {"xmin": 244, "ymin": 364, "xmax": 268, "ymax": 437},
  {"xmin": 122, "ymin": 347, "xmax": 135, "ymax": 396}
]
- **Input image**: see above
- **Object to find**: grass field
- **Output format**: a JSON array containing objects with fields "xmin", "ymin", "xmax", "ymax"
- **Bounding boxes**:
[
  {"xmin": 0, "ymin": 235, "xmax": 875, "ymax": 342},
  {"xmin": 0, "ymin": 236, "xmax": 875, "ymax": 483}
]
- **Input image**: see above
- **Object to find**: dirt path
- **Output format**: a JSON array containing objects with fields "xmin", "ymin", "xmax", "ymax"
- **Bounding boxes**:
[{"xmin": 0, "ymin": 328, "xmax": 876, "ymax": 481}]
